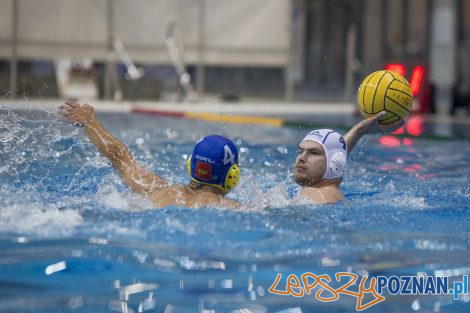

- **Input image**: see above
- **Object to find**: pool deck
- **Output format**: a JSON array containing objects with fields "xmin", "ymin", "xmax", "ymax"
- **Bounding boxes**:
[{"xmin": 3, "ymin": 99, "xmax": 470, "ymax": 139}]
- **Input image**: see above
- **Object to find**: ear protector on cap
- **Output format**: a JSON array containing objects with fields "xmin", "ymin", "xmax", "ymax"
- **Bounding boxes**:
[
  {"xmin": 327, "ymin": 151, "xmax": 347, "ymax": 178},
  {"xmin": 224, "ymin": 163, "xmax": 240, "ymax": 193},
  {"xmin": 187, "ymin": 156, "xmax": 240, "ymax": 194}
]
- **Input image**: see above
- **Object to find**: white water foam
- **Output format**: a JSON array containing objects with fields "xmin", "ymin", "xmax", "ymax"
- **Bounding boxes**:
[
  {"xmin": 97, "ymin": 179, "xmax": 154, "ymax": 211},
  {"xmin": 0, "ymin": 203, "xmax": 83, "ymax": 237}
]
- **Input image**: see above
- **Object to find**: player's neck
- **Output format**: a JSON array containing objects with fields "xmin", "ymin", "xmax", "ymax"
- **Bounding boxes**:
[
  {"xmin": 301, "ymin": 178, "xmax": 342, "ymax": 189},
  {"xmin": 186, "ymin": 181, "xmax": 224, "ymax": 196},
  {"xmin": 298, "ymin": 186, "xmax": 344, "ymax": 204}
]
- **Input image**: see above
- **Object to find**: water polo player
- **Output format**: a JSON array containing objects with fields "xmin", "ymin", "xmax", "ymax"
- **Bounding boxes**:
[
  {"xmin": 294, "ymin": 111, "xmax": 404, "ymax": 204},
  {"xmin": 58, "ymin": 102, "xmax": 241, "ymax": 209}
]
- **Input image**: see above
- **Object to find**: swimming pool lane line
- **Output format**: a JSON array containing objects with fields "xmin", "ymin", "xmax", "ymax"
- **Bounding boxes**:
[
  {"xmin": 7, "ymin": 100, "xmax": 470, "ymax": 140},
  {"xmin": 131, "ymin": 107, "xmax": 284, "ymax": 127},
  {"xmin": 7, "ymin": 100, "xmax": 464, "ymax": 140},
  {"xmin": 131, "ymin": 107, "xmax": 470, "ymax": 141},
  {"xmin": 185, "ymin": 112, "xmax": 284, "ymax": 127},
  {"xmin": 130, "ymin": 107, "xmax": 185, "ymax": 119}
]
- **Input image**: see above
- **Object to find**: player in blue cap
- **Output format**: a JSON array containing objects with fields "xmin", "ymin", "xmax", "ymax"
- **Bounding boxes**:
[
  {"xmin": 294, "ymin": 111, "xmax": 403, "ymax": 204},
  {"xmin": 60, "ymin": 103, "xmax": 400, "ymax": 208},
  {"xmin": 187, "ymin": 135, "xmax": 240, "ymax": 195},
  {"xmin": 59, "ymin": 102, "xmax": 241, "ymax": 209}
]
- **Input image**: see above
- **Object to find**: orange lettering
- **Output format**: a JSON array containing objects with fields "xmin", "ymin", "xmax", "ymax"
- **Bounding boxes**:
[
  {"xmin": 315, "ymin": 274, "xmax": 339, "ymax": 301},
  {"xmin": 335, "ymin": 273, "xmax": 360, "ymax": 297},
  {"xmin": 268, "ymin": 274, "xmax": 290, "ymax": 295},
  {"xmin": 269, "ymin": 271, "xmax": 387, "ymax": 310},
  {"xmin": 301, "ymin": 272, "xmax": 320, "ymax": 295},
  {"xmin": 356, "ymin": 277, "xmax": 386, "ymax": 311},
  {"xmin": 287, "ymin": 274, "xmax": 304, "ymax": 297}
]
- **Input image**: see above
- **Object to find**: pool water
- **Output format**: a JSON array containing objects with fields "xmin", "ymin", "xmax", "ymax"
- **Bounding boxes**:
[{"xmin": 1, "ymin": 106, "xmax": 470, "ymax": 312}]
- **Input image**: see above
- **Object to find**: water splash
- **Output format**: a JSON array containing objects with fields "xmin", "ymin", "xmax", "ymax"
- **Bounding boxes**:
[{"xmin": 0, "ymin": 203, "xmax": 83, "ymax": 237}]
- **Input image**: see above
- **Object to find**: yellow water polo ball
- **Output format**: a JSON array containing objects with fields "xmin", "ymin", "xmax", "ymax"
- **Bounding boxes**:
[{"xmin": 357, "ymin": 70, "xmax": 413, "ymax": 124}]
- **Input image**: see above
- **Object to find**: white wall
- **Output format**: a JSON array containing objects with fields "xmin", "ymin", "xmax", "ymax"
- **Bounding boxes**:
[{"xmin": 0, "ymin": 0, "xmax": 290, "ymax": 67}]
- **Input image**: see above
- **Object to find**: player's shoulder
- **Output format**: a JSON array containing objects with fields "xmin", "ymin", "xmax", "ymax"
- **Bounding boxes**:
[
  {"xmin": 297, "ymin": 186, "xmax": 344, "ymax": 204},
  {"xmin": 148, "ymin": 185, "xmax": 187, "ymax": 203},
  {"xmin": 220, "ymin": 197, "xmax": 241, "ymax": 209}
]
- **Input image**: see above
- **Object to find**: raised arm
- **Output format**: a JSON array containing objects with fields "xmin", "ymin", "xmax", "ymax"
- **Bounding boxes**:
[
  {"xmin": 344, "ymin": 111, "xmax": 405, "ymax": 152},
  {"xmin": 58, "ymin": 102, "xmax": 167, "ymax": 195}
]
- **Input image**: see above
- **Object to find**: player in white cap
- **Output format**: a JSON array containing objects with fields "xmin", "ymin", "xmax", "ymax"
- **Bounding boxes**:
[{"xmin": 294, "ymin": 112, "xmax": 403, "ymax": 204}]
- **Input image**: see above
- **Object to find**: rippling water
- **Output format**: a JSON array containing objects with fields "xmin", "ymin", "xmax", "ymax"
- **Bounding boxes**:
[{"xmin": 1, "ymin": 105, "xmax": 470, "ymax": 312}]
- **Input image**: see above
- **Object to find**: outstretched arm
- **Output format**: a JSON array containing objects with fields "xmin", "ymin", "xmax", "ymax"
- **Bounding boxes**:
[
  {"xmin": 344, "ymin": 111, "xmax": 405, "ymax": 152},
  {"xmin": 58, "ymin": 102, "xmax": 167, "ymax": 195}
]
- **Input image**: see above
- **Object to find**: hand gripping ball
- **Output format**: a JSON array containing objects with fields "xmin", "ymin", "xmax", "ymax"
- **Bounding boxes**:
[{"xmin": 357, "ymin": 70, "xmax": 413, "ymax": 124}]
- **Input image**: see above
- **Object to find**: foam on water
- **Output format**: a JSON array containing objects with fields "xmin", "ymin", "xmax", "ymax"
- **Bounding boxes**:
[
  {"xmin": 1, "ymin": 105, "xmax": 470, "ymax": 312},
  {"xmin": 2, "ymin": 105, "xmax": 470, "ymax": 240},
  {"xmin": 97, "ymin": 179, "xmax": 154, "ymax": 211},
  {"xmin": 0, "ymin": 203, "xmax": 83, "ymax": 237}
]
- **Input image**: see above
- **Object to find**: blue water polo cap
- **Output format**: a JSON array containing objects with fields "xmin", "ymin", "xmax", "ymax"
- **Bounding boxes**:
[{"xmin": 188, "ymin": 135, "xmax": 240, "ymax": 193}]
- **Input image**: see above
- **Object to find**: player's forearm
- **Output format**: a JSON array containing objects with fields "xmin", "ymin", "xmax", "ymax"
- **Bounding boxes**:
[
  {"xmin": 344, "ymin": 121, "xmax": 368, "ymax": 153},
  {"xmin": 82, "ymin": 116, "xmax": 166, "ymax": 194},
  {"xmin": 84, "ymin": 119, "xmax": 132, "ymax": 166}
]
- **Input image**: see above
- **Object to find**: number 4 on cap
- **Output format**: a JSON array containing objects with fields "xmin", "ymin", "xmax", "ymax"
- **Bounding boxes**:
[{"xmin": 223, "ymin": 145, "xmax": 235, "ymax": 165}]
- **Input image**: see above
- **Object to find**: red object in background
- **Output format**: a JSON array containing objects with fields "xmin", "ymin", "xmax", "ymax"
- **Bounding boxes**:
[
  {"xmin": 381, "ymin": 115, "xmax": 423, "ymax": 148},
  {"xmin": 385, "ymin": 64, "xmax": 406, "ymax": 77},
  {"xmin": 405, "ymin": 116, "xmax": 424, "ymax": 137},
  {"xmin": 403, "ymin": 164, "xmax": 422, "ymax": 173},
  {"xmin": 391, "ymin": 115, "xmax": 424, "ymax": 137},
  {"xmin": 385, "ymin": 64, "xmax": 424, "ymax": 96},
  {"xmin": 379, "ymin": 136, "xmax": 401, "ymax": 147},
  {"xmin": 385, "ymin": 62, "xmax": 430, "ymax": 113},
  {"xmin": 402, "ymin": 138, "xmax": 413, "ymax": 146},
  {"xmin": 392, "ymin": 126, "xmax": 405, "ymax": 135},
  {"xmin": 410, "ymin": 66, "xmax": 424, "ymax": 97}
]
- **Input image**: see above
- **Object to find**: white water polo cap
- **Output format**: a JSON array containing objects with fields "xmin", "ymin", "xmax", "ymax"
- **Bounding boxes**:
[{"xmin": 302, "ymin": 129, "xmax": 348, "ymax": 180}]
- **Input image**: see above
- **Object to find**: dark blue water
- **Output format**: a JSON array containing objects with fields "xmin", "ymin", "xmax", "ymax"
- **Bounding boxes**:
[{"xmin": 1, "ymin": 106, "xmax": 469, "ymax": 312}]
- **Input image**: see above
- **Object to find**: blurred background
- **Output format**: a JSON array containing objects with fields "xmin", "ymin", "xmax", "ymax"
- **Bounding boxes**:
[{"xmin": 0, "ymin": 0, "xmax": 469, "ymax": 116}]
